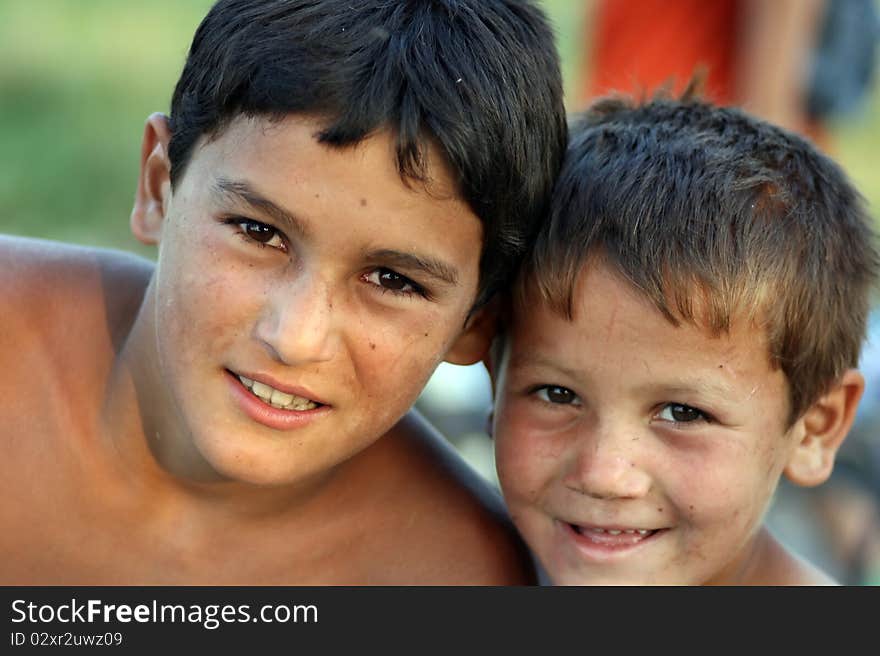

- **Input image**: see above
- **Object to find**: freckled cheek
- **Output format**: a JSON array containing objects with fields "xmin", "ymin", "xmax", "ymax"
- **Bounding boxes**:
[
  {"xmin": 496, "ymin": 397, "xmax": 569, "ymax": 455},
  {"xmin": 672, "ymin": 467, "xmax": 763, "ymax": 536},
  {"xmin": 158, "ymin": 248, "xmax": 263, "ymax": 365},
  {"xmin": 352, "ymin": 318, "xmax": 448, "ymax": 408},
  {"xmin": 494, "ymin": 407, "xmax": 561, "ymax": 502}
]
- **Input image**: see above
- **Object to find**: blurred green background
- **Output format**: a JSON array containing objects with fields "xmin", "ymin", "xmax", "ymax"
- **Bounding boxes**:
[{"xmin": 2, "ymin": 0, "xmax": 878, "ymax": 253}]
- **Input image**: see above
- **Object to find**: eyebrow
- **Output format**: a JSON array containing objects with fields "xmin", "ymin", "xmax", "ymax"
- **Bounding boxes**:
[
  {"xmin": 214, "ymin": 177, "xmax": 309, "ymax": 238},
  {"xmin": 367, "ymin": 249, "xmax": 459, "ymax": 286},
  {"xmin": 214, "ymin": 178, "xmax": 460, "ymax": 287},
  {"xmin": 507, "ymin": 353, "xmax": 583, "ymax": 380},
  {"xmin": 643, "ymin": 381, "xmax": 736, "ymax": 402}
]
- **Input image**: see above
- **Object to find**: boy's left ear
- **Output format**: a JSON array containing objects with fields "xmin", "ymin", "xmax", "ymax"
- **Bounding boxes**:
[
  {"xmin": 784, "ymin": 369, "xmax": 865, "ymax": 487},
  {"xmin": 444, "ymin": 298, "xmax": 500, "ymax": 366}
]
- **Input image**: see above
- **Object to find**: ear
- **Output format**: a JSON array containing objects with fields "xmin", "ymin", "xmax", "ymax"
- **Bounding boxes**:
[
  {"xmin": 784, "ymin": 369, "xmax": 865, "ymax": 487},
  {"xmin": 130, "ymin": 112, "xmax": 173, "ymax": 245},
  {"xmin": 444, "ymin": 298, "xmax": 500, "ymax": 366}
]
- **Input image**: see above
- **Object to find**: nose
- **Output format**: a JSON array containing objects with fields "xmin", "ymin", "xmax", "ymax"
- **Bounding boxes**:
[
  {"xmin": 564, "ymin": 421, "xmax": 652, "ymax": 500},
  {"xmin": 253, "ymin": 273, "xmax": 339, "ymax": 366}
]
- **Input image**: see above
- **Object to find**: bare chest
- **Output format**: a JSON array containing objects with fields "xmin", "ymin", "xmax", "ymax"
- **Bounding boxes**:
[{"xmin": 0, "ymin": 451, "xmax": 413, "ymax": 585}]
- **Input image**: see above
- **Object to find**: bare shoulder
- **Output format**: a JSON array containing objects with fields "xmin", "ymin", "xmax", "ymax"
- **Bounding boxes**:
[
  {"xmin": 367, "ymin": 410, "xmax": 536, "ymax": 585},
  {"xmin": 0, "ymin": 235, "xmax": 153, "ymax": 349},
  {"xmin": 779, "ymin": 552, "xmax": 839, "ymax": 586},
  {"xmin": 749, "ymin": 529, "xmax": 839, "ymax": 586}
]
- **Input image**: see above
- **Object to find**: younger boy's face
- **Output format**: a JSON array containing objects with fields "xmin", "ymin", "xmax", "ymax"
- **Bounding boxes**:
[
  {"xmin": 140, "ymin": 115, "xmax": 484, "ymax": 485},
  {"xmin": 493, "ymin": 261, "xmax": 802, "ymax": 585}
]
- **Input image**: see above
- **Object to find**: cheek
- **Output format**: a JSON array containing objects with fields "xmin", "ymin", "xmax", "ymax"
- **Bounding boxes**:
[
  {"xmin": 669, "ymin": 447, "xmax": 774, "ymax": 537},
  {"xmin": 494, "ymin": 400, "xmax": 563, "ymax": 502},
  {"xmin": 156, "ymin": 236, "xmax": 259, "ymax": 367},
  {"xmin": 495, "ymin": 391, "xmax": 570, "ymax": 457},
  {"xmin": 352, "ymin": 314, "xmax": 454, "ymax": 410}
]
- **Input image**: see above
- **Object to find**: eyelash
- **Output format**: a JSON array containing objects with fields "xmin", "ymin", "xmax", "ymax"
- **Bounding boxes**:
[
  {"xmin": 223, "ymin": 217, "xmax": 429, "ymax": 299},
  {"xmin": 223, "ymin": 217, "xmax": 288, "ymax": 252},
  {"xmin": 655, "ymin": 403, "xmax": 713, "ymax": 425},
  {"xmin": 361, "ymin": 269, "xmax": 430, "ymax": 299},
  {"xmin": 531, "ymin": 385, "xmax": 581, "ymax": 406},
  {"xmin": 530, "ymin": 386, "xmax": 713, "ymax": 427}
]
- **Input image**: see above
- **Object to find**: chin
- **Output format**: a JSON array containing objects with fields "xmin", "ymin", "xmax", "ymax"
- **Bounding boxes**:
[{"xmin": 185, "ymin": 438, "xmax": 306, "ymax": 487}]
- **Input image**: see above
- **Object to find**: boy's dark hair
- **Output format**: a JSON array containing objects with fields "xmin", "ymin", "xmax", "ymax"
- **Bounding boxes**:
[
  {"xmin": 168, "ymin": 0, "xmax": 566, "ymax": 309},
  {"xmin": 524, "ymin": 92, "xmax": 880, "ymax": 423}
]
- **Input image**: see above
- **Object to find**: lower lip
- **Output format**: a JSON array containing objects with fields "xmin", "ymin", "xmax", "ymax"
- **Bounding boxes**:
[
  {"xmin": 224, "ymin": 370, "xmax": 331, "ymax": 431},
  {"xmin": 558, "ymin": 521, "xmax": 666, "ymax": 561}
]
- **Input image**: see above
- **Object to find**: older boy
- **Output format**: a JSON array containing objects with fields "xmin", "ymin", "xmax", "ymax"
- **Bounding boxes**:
[
  {"xmin": 0, "ymin": 0, "xmax": 566, "ymax": 584},
  {"xmin": 491, "ymin": 93, "xmax": 879, "ymax": 585}
]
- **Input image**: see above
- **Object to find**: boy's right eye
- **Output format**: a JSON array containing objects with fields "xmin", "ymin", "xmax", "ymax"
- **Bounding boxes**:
[
  {"xmin": 224, "ymin": 217, "xmax": 288, "ymax": 252},
  {"xmin": 533, "ymin": 385, "xmax": 581, "ymax": 406}
]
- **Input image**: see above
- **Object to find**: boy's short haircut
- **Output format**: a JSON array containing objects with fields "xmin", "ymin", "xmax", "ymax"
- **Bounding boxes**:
[
  {"xmin": 168, "ymin": 0, "xmax": 567, "ymax": 309},
  {"xmin": 524, "ymin": 91, "xmax": 880, "ymax": 424}
]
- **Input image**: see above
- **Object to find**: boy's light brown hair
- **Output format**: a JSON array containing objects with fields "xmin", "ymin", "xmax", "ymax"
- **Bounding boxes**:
[{"xmin": 522, "ymin": 92, "xmax": 880, "ymax": 424}]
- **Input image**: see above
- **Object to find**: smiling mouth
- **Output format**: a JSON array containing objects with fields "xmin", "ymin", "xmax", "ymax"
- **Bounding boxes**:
[
  {"xmin": 235, "ymin": 373, "xmax": 322, "ymax": 411},
  {"xmin": 569, "ymin": 524, "xmax": 665, "ymax": 546}
]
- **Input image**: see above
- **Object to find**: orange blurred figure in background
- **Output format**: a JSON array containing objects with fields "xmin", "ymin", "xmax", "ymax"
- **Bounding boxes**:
[{"xmin": 578, "ymin": 0, "xmax": 828, "ymax": 144}]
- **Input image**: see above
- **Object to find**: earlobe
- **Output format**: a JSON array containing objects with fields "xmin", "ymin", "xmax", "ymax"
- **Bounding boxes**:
[
  {"xmin": 784, "ymin": 369, "xmax": 864, "ymax": 487},
  {"xmin": 444, "ymin": 299, "xmax": 500, "ymax": 366},
  {"xmin": 130, "ymin": 113, "xmax": 173, "ymax": 245}
]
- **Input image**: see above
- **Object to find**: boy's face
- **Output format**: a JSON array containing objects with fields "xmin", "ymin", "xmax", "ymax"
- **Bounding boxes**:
[
  {"xmin": 139, "ymin": 115, "xmax": 485, "ymax": 485},
  {"xmin": 493, "ymin": 260, "xmax": 803, "ymax": 585}
]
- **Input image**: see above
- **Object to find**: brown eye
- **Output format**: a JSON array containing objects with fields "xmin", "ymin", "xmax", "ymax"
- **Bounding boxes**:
[
  {"xmin": 244, "ymin": 221, "xmax": 276, "ymax": 243},
  {"xmin": 657, "ymin": 403, "xmax": 709, "ymax": 424},
  {"xmin": 229, "ymin": 218, "xmax": 286, "ymax": 251},
  {"xmin": 363, "ymin": 268, "xmax": 426, "ymax": 297},
  {"xmin": 669, "ymin": 404, "xmax": 701, "ymax": 422},
  {"xmin": 378, "ymin": 269, "xmax": 408, "ymax": 291},
  {"xmin": 536, "ymin": 386, "xmax": 579, "ymax": 405},
  {"xmin": 547, "ymin": 387, "xmax": 575, "ymax": 404}
]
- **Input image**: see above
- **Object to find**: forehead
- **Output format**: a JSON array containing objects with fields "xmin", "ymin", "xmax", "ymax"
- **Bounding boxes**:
[
  {"xmin": 177, "ymin": 113, "xmax": 483, "ymax": 273},
  {"xmin": 189, "ymin": 114, "xmax": 462, "ymax": 202},
  {"xmin": 510, "ymin": 261, "xmax": 788, "ymax": 407}
]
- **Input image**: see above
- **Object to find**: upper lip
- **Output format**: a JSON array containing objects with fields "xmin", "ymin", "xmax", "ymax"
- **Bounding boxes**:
[{"xmin": 231, "ymin": 369, "xmax": 329, "ymax": 406}]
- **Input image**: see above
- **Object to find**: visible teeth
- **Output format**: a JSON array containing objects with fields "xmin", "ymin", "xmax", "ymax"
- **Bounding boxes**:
[
  {"xmin": 579, "ymin": 525, "xmax": 653, "ymax": 536},
  {"xmin": 238, "ymin": 375, "xmax": 318, "ymax": 411},
  {"xmin": 251, "ymin": 381, "xmax": 273, "ymax": 400},
  {"xmin": 271, "ymin": 389, "xmax": 294, "ymax": 407}
]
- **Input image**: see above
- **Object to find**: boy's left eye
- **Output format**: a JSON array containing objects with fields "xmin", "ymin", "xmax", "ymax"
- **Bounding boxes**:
[
  {"xmin": 656, "ymin": 403, "xmax": 710, "ymax": 424},
  {"xmin": 363, "ymin": 268, "xmax": 426, "ymax": 297}
]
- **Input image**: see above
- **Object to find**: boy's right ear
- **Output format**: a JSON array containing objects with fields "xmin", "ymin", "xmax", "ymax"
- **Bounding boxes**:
[{"xmin": 130, "ymin": 113, "xmax": 173, "ymax": 245}]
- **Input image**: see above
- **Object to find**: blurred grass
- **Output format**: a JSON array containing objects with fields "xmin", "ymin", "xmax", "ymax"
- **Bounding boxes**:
[
  {"xmin": 0, "ymin": 0, "xmax": 213, "ymax": 256},
  {"xmin": 0, "ymin": 0, "xmax": 879, "ymax": 256}
]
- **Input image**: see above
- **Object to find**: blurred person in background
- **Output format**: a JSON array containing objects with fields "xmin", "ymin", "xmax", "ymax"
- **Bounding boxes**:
[{"xmin": 577, "ymin": 0, "xmax": 880, "ymax": 149}]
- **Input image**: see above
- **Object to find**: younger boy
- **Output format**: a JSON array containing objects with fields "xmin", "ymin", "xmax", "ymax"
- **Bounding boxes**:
[
  {"xmin": 491, "ymin": 93, "xmax": 879, "ymax": 585},
  {"xmin": 0, "ymin": 0, "xmax": 566, "ymax": 584}
]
